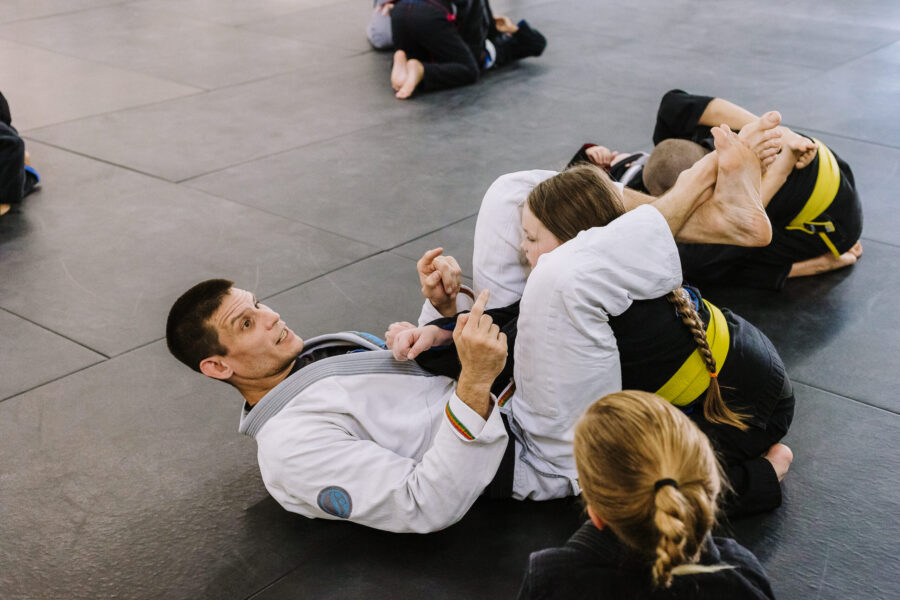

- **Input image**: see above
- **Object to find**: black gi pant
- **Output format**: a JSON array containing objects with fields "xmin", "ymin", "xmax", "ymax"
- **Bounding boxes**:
[
  {"xmin": 0, "ymin": 93, "xmax": 25, "ymax": 206},
  {"xmin": 691, "ymin": 375, "xmax": 795, "ymax": 519},
  {"xmin": 390, "ymin": 0, "xmax": 545, "ymax": 92}
]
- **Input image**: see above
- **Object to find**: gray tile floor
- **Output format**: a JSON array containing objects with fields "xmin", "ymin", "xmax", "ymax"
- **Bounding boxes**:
[{"xmin": 1, "ymin": 0, "xmax": 898, "ymax": 598}]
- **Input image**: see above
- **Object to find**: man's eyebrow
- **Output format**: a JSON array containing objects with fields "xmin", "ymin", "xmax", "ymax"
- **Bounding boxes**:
[{"xmin": 229, "ymin": 307, "xmax": 252, "ymax": 328}]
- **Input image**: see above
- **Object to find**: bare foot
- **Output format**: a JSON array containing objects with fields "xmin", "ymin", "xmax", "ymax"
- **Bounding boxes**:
[
  {"xmin": 24, "ymin": 150, "xmax": 31, "ymax": 166},
  {"xmin": 396, "ymin": 58, "xmax": 424, "ymax": 99},
  {"xmin": 764, "ymin": 443, "xmax": 793, "ymax": 482},
  {"xmin": 391, "ymin": 50, "xmax": 408, "ymax": 91},
  {"xmin": 707, "ymin": 125, "xmax": 772, "ymax": 246},
  {"xmin": 784, "ymin": 129, "xmax": 818, "ymax": 169},
  {"xmin": 788, "ymin": 240, "xmax": 863, "ymax": 278},
  {"xmin": 738, "ymin": 111, "xmax": 782, "ymax": 173},
  {"xmin": 494, "ymin": 15, "xmax": 519, "ymax": 33},
  {"xmin": 0, "ymin": 203, "xmax": 10, "ymax": 216}
]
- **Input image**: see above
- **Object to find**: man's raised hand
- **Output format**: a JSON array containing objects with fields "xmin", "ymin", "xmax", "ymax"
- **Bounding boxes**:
[
  {"xmin": 453, "ymin": 290, "xmax": 507, "ymax": 386},
  {"xmin": 417, "ymin": 248, "xmax": 462, "ymax": 317}
]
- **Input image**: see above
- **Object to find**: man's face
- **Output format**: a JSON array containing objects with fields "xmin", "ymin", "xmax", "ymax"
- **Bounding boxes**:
[{"xmin": 207, "ymin": 287, "xmax": 304, "ymax": 381}]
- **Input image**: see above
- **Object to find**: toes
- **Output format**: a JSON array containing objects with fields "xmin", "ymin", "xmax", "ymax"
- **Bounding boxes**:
[{"xmin": 762, "ymin": 110, "xmax": 782, "ymax": 128}]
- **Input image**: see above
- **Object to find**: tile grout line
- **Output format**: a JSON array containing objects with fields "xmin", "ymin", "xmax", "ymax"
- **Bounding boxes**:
[
  {"xmin": 0, "ymin": 305, "xmax": 109, "ymax": 358},
  {"xmin": 0, "ymin": 0, "xmax": 135, "ymax": 27},
  {"xmin": 0, "ymin": 359, "xmax": 106, "ymax": 404},
  {"xmin": 176, "ymin": 120, "xmax": 389, "ymax": 184},
  {"xmin": 789, "ymin": 378, "xmax": 900, "ymax": 416},
  {"xmin": 783, "ymin": 125, "xmax": 900, "ymax": 152}
]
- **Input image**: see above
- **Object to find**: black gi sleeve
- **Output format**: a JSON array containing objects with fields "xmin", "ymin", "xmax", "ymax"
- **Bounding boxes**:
[
  {"xmin": 415, "ymin": 301, "xmax": 519, "ymax": 396},
  {"xmin": 652, "ymin": 89, "xmax": 716, "ymax": 145}
]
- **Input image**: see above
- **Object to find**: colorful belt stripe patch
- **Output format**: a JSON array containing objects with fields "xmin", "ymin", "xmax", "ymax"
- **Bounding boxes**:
[{"xmin": 445, "ymin": 403, "xmax": 475, "ymax": 440}]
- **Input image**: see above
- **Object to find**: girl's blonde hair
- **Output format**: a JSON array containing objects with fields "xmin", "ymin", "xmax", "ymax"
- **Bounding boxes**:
[
  {"xmin": 529, "ymin": 165, "xmax": 747, "ymax": 430},
  {"xmin": 574, "ymin": 390, "xmax": 727, "ymax": 588}
]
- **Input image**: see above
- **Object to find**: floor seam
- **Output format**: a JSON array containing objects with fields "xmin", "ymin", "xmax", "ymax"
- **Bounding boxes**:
[
  {"xmin": 0, "ymin": 358, "xmax": 106, "ymax": 404},
  {"xmin": 791, "ymin": 379, "xmax": 900, "ymax": 416},
  {"xmin": 0, "ymin": 305, "xmax": 109, "ymax": 358}
]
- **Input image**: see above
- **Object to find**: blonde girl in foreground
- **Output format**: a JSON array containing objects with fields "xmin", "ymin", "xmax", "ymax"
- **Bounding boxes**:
[{"xmin": 518, "ymin": 391, "xmax": 776, "ymax": 600}]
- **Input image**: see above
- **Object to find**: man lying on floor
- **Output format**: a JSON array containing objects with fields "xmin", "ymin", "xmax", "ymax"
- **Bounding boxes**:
[
  {"xmin": 568, "ymin": 89, "xmax": 863, "ymax": 290},
  {"xmin": 165, "ymin": 125, "xmax": 769, "ymax": 533}
]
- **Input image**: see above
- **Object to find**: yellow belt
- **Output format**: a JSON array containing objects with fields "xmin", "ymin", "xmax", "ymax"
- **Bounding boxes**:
[
  {"xmin": 656, "ymin": 300, "xmax": 730, "ymax": 407},
  {"xmin": 785, "ymin": 138, "xmax": 842, "ymax": 258}
]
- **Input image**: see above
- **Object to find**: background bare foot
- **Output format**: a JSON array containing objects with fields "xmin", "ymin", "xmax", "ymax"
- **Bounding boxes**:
[
  {"xmin": 396, "ymin": 58, "xmax": 424, "ymax": 99},
  {"xmin": 788, "ymin": 241, "xmax": 863, "ymax": 278},
  {"xmin": 391, "ymin": 50, "xmax": 408, "ymax": 91}
]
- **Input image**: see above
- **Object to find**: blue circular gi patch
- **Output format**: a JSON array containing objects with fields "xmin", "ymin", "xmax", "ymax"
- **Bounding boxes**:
[{"xmin": 317, "ymin": 486, "xmax": 352, "ymax": 519}]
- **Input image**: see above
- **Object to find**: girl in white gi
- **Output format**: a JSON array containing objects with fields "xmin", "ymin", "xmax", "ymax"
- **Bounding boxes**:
[
  {"xmin": 394, "ymin": 123, "xmax": 787, "ymax": 511},
  {"xmin": 517, "ymin": 391, "xmax": 776, "ymax": 599},
  {"xmin": 523, "ymin": 164, "xmax": 794, "ymax": 517}
]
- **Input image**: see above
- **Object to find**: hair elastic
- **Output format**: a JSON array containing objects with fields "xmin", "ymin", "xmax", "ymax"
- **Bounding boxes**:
[
  {"xmin": 709, "ymin": 371, "xmax": 719, "ymax": 379},
  {"xmin": 654, "ymin": 478, "xmax": 679, "ymax": 492}
]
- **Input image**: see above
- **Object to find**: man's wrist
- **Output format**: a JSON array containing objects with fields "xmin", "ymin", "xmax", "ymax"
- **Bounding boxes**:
[{"xmin": 456, "ymin": 373, "xmax": 494, "ymax": 419}]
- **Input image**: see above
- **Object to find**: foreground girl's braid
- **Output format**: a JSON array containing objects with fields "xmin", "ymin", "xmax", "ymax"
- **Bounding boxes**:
[
  {"xmin": 574, "ymin": 391, "xmax": 727, "ymax": 588},
  {"xmin": 666, "ymin": 288, "xmax": 748, "ymax": 430}
]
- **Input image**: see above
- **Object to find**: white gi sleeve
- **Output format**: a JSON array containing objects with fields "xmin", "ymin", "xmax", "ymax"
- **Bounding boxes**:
[
  {"xmin": 416, "ymin": 286, "xmax": 476, "ymax": 326},
  {"xmin": 472, "ymin": 170, "xmax": 557, "ymax": 307},
  {"xmin": 512, "ymin": 205, "xmax": 682, "ymax": 471},
  {"xmin": 255, "ymin": 385, "xmax": 508, "ymax": 534}
]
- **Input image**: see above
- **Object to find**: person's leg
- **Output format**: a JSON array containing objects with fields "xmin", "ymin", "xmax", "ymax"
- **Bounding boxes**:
[
  {"xmin": 391, "ymin": 1, "xmax": 479, "ymax": 98},
  {"xmin": 0, "ymin": 121, "xmax": 26, "ymax": 212},
  {"xmin": 692, "ymin": 378, "xmax": 795, "ymax": 518},
  {"xmin": 489, "ymin": 19, "xmax": 546, "ymax": 69}
]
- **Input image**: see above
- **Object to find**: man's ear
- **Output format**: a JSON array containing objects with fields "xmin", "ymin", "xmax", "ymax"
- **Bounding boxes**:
[
  {"xmin": 200, "ymin": 356, "xmax": 233, "ymax": 381},
  {"xmin": 586, "ymin": 505, "xmax": 606, "ymax": 531}
]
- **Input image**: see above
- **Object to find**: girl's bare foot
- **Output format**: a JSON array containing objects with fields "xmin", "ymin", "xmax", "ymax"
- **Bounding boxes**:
[
  {"xmin": 764, "ymin": 443, "xmax": 793, "ymax": 481},
  {"xmin": 0, "ymin": 203, "xmax": 10, "ymax": 216},
  {"xmin": 396, "ymin": 58, "xmax": 424, "ymax": 99},
  {"xmin": 391, "ymin": 50, "xmax": 408, "ymax": 91},
  {"xmin": 738, "ymin": 111, "xmax": 782, "ymax": 173},
  {"xmin": 788, "ymin": 240, "xmax": 863, "ymax": 278},
  {"xmin": 707, "ymin": 125, "xmax": 772, "ymax": 246}
]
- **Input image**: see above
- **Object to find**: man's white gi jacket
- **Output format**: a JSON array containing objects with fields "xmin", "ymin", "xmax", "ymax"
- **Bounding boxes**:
[{"xmin": 243, "ymin": 171, "xmax": 681, "ymax": 533}]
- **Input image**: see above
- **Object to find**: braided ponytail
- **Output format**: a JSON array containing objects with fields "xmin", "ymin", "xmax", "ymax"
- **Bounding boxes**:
[
  {"xmin": 575, "ymin": 391, "xmax": 728, "ymax": 589},
  {"xmin": 666, "ymin": 288, "xmax": 748, "ymax": 431}
]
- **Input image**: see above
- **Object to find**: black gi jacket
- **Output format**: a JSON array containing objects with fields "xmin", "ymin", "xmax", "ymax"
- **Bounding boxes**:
[{"xmin": 518, "ymin": 521, "xmax": 776, "ymax": 600}]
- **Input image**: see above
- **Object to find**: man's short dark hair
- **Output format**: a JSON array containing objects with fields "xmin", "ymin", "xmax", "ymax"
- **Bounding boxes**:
[{"xmin": 166, "ymin": 279, "xmax": 233, "ymax": 372}]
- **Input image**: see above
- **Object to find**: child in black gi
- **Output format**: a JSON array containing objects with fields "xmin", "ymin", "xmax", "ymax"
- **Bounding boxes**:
[
  {"xmin": 517, "ymin": 390, "xmax": 776, "ymax": 600},
  {"xmin": 569, "ymin": 89, "xmax": 863, "ymax": 290},
  {"xmin": 385, "ymin": 0, "xmax": 546, "ymax": 98}
]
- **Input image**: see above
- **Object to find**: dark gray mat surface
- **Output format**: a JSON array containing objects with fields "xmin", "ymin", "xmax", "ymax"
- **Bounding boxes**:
[{"xmin": 1, "ymin": 0, "xmax": 898, "ymax": 598}]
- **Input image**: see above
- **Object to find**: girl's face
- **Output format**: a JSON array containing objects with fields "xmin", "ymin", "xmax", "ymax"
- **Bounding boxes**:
[{"xmin": 521, "ymin": 204, "xmax": 562, "ymax": 270}]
